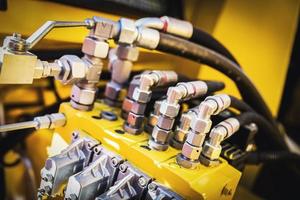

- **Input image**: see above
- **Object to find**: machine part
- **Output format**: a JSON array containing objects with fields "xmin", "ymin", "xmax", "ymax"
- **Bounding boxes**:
[
  {"xmin": 170, "ymin": 110, "xmax": 197, "ymax": 150},
  {"xmin": 124, "ymin": 70, "xmax": 178, "ymax": 135},
  {"xmin": 55, "ymin": 102, "xmax": 241, "ymax": 199},
  {"xmin": 177, "ymin": 94, "xmax": 231, "ymax": 169},
  {"xmin": 144, "ymin": 100, "xmax": 163, "ymax": 133},
  {"xmin": 121, "ymin": 72, "xmax": 150, "ymax": 119},
  {"xmin": 64, "ymin": 145, "xmax": 123, "ymax": 200},
  {"xmin": 0, "ymin": 113, "xmax": 65, "ymax": 133},
  {"xmin": 96, "ymin": 162, "xmax": 151, "ymax": 200},
  {"xmin": 70, "ymin": 82, "xmax": 98, "ymax": 111},
  {"xmin": 38, "ymin": 136, "xmax": 99, "ymax": 198},
  {"xmin": 135, "ymin": 16, "xmax": 239, "ymax": 65},
  {"xmin": 145, "ymin": 182, "xmax": 183, "ymax": 200},
  {"xmin": 0, "ymin": 35, "xmax": 37, "ymax": 84},
  {"xmin": 149, "ymin": 81, "xmax": 208, "ymax": 151},
  {"xmin": 136, "ymin": 16, "xmax": 193, "ymax": 39},
  {"xmin": 104, "ymin": 44, "xmax": 139, "ymax": 106},
  {"xmin": 26, "ymin": 19, "xmax": 94, "ymax": 49},
  {"xmin": 156, "ymin": 32, "xmax": 276, "ymax": 130},
  {"xmin": 200, "ymin": 117, "xmax": 240, "ymax": 167}
]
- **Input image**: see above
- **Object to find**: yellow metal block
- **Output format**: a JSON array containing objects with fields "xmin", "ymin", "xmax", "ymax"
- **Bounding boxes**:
[{"xmin": 55, "ymin": 101, "xmax": 241, "ymax": 199}]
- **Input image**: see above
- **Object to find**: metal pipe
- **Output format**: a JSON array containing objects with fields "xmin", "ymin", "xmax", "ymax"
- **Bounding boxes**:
[
  {"xmin": 26, "ymin": 20, "xmax": 93, "ymax": 49},
  {"xmin": 0, "ymin": 121, "xmax": 38, "ymax": 132}
]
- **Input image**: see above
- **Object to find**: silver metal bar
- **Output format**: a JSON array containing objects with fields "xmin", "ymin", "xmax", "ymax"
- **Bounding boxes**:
[
  {"xmin": 26, "ymin": 20, "xmax": 90, "ymax": 49},
  {"xmin": 0, "ymin": 121, "xmax": 38, "ymax": 132}
]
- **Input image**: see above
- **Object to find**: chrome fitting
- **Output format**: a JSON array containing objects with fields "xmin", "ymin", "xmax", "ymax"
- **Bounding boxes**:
[
  {"xmin": 126, "ymin": 70, "xmax": 177, "ymax": 135},
  {"xmin": 136, "ymin": 27, "xmax": 160, "ymax": 49},
  {"xmin": 70, "ymin": 83, "xmax": 98, "ymax": 111},
  {"xmin": 56, "ymin": 55, "xmax": 86, "ymax": 84},
  {"xmin": 118, "ymin": 18, "xmax": 138, "ymax": 44},
  {"xmin": 150, "ymin": 81, "xmax": 207, "ymax": 151},
  {"xmin": 92, "ymin": 16, "xmax": 120, "ymax": 39},
  {"xmin": 145, "ymin": 100, "xmax": 162, "ymax": 133},
  {"xmin": 171, "ymin": 111, "xmax": 195, "ymax": 149},
  {"xmin": 160, "ymin": 16, "xmax": 193, "ymax": 39},
  {"xmin": 200, "ymin": 118, "xmax": 240, "ymax": 166},
  {"xmin": 82, "ymin": 36, "xmax": 109, "ymax": 58},
  {"xmin": 177, "ymin": 94, "xmax": 231, "ymax": 168}
]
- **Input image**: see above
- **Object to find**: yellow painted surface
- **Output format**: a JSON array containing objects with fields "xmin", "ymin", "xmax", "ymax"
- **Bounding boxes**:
[
  {"xmin": 52, "ymin": 102, "xmax": 241, "ymax": 200},
  {"xmin": 193, "ymin": 0, "xmax": 299, "ymax": 116}
]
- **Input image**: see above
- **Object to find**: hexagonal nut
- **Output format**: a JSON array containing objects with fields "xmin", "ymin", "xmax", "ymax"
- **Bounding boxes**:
[
  {"xmin": 111, "ymin": 59, "xmax": 132, "ymax": 84},
  {"xmin": 48, "ymin": 113, "xmax": 66, "ymax": 129},
  {"xmin": 148, "ymin": 138, "xmax": 169, "ymax": 151},
  {"xmin": 151, "ymin": 126, "xmax": 170, "ymax": 143},
  {"xmin": 202, "ymin": 142, "xmax": 222, "ymax": 160},
  {"xmin": 127, "ymin": 112, "xmax": 144, "ymax": 127},
  {"xmin": 130, "ymin": 102, "xmax": 146, "ymax": 115},
  {"xmin": 71, "ymin": 84, "xmax": 96, "ymax": 105},
  {"xmin": 56, "ymin": 58, "xmax": 70, "ymax": 82},
  {"xmin": 176, "ymin": 153, "xmax": 199, "ymax": 169},
  {"xmin": 156, "ymin": 116, "xmax": 175, "ymax": 130},
  {"xmin": 159, "ymin": 102, "xmax": 180, "ymax": 118},
  {"xmin": 105, "ymin": 82, "xmax": 122, "ymax": 100},
  {"xmin": 123, "ymin": 122, "xmax": 143, "ymax": 135},
  {"xmin": 181, "ymin": 142, "xmax": 201, "ymax": 161},
  {"xmin": 199, "ymin": 154, "xmax": 221, "ymax": 167},
  {"xmin": 82, "ymin": 57, "xmax": 103, "ymax": 82},
  {"xmin": 132, "ymin": 88, "xmax": 152, "ymax": 103},
  {"xmin": 122, "ymin": 98, "xmax": 134, "ymax": 113},
  {"xmin": 34, "ymin": 116, "xmax": 51, "ymax": 129},
  {"xmin": 190, "ymin": 118, "xmax": 212, "ymax": 133},
  {"xmin": 186, "ymin": 131, "xmax": 205, "ymax": 147},
  {"xmin": 148, "ymin": 113, "xmax": 159, "ymax": 127},
  {"xmin": 174, "ymin": 128, "xmax": 188, "ymax": 143},
  {"xmin": 57, "ymin": 55, "xmax": 86, "ymax": 84},
  {"xmin": 116, "ymin": 45, "xmax": 139, "ymax": 61},
  {"xmin": 82, "ymin": 36, "xmax": 109, "ymax": 58},
  {"xmin": 118, "ymin": 18, "xmax": 137, "ymax": 44}
]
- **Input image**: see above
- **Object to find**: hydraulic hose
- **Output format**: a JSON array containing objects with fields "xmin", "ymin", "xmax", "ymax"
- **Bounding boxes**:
[
  {"xmin": 204, "ymin": 80, "xmax": 225, "ymax": 93},
  {"xmin": 246, "ymin": 151, "xmax": 300, "ymax": 165},
  {"xmin": 156, "ymin": 33, "xmax": 274, "ymax": 125},
  {"xmin": 229, "ymin": 95, "xmax": 255, "ymax": 112},
  {"xmin": 236, "ymin": 112, "xmax": 287, "ymax": 150},
  {"xmin": 191, "ymin": 27, "xmax": 240, "ymax": 66}
]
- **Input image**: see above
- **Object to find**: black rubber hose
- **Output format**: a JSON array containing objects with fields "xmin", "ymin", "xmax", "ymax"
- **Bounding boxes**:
[
  {"xmin": 204, "ymin": 80, "xmax": 225, "ymax": 93},
  {"xmin": 156, "ymin": 33, "xmax": 274, "ymax": 124},
  {"xmin": 246, "ymin": 151, "xmax": 300, "ymax": 165},
  {"xmin": 229, "ymin": 95, "xmax": 255, "ymax": 113},
  {"xmin": 191, "ymin": 27, "xmax": 240, "ymax": 67},
  {"xmin": 235, "ymin": 112, "xmax": 287, "ymax": 150}
]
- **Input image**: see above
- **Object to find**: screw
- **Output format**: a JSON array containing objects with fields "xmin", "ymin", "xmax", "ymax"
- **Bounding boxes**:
[
  {"xmin": 44, "ymin": 186, "xmax": 51, "ymax": 194},
  {"xmin": 111, "ymin": 157, "xmax": 118, "ymax": 167},
  {"xmin": 138, "ymin": 176, "xmax": 147, "ymax": 187},
  {"xmin": 222, "ymin": 185, "xmax": 232, "ymax": 196},
  {"xmin": 119, "ymin": 164, "xmax": 127, "ymax": 172},
  {"xmin": 148, "ymin": 183, "xmax": 157, "ymax": 191},
  {"xmin": 12, "ymin": 33, "xmax": 21, "ymax": 39}
]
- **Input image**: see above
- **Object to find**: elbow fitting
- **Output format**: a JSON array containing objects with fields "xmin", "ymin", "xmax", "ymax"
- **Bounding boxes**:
[
  {"xmin": 124, "ymin": 71, "xmax": 177, "ymax": 135},
  {"xmin": 149, "ymin": 81, "xmax": 208, "ymax": 151},
  {"xmin": 200, "ymin": 118, "xmax": 240, "ymax": 166},
  {"xmin": 176, "ymin": 94, "xmax": 231, "ymax": 169},
  {"xmin": 135, "ymin": 16, "xmax": 193, "ymax": 39},
  {"xmin": 170, "ymin": 110, "xmax": 196, "ymax": 149},
  {"xmin": 105, "ymin": 44, "xmax": 139, "ymax": 106}
]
